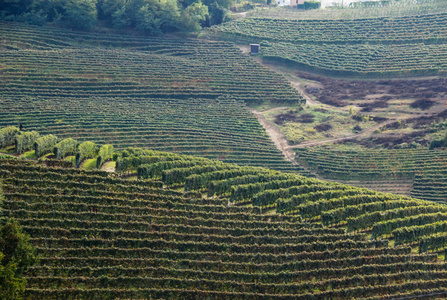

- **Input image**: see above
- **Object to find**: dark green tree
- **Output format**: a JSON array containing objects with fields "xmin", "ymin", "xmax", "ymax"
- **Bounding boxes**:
[
  {"xmin": 0, "ymin": 215, "xmax": 37, "ymax": 300},
  {"xmin": 201, "ymin": 0, "xmax": 232, "ymax": 27},
  {"xmin": 0, "ymin": 0, "xmax": 33, "ymax": 16},
  {"xmin": 179, "ymin": 2, "xmax": 208, "ymax": 32},
  {"xmin": 135, "ymin": 0, "xmax": 181, "ymax": 34},
  {"xmin": 62, "ymin": 0, "xmax": 97, "ymax": 29},
  {"xmin": 3, "ymin": 0, "xmax": 223, "ymax": 32}
]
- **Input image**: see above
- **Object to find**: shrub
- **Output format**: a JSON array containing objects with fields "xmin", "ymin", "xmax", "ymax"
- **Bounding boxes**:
[
  {"xmin": 303, "ymin": 1, "xmax": 321, "ymax": 9},
  {"xmin": 429, "ymin": 132, "xmax": 447, "ymax": 150},
  {"xmin": 96, "ymin": 144, "xmax": 114, "ymax": 169},
  {"xmin": 34, "ymin": 135, "xmax": 58, "ymax": 158},
  {"xmin": 15, "ymin": 131, "xmax": 40, "ymax": 154},
  {"xmin": 53, "ymin": 138, "xmax": 78, "ymax": 160},
  {"xmin": 353, "ymin": 125, "xmax": 363, "ymax": 133},
  {"xmin": 314, "ymin": 123, "xmax": 332, "ymax": 132},
  {"xmin": 75, "ymin": 141, "xmax": 97, "ymax": 168},
  {"xmin": 410, "ymin": 99, "xmax": 436, "ymax": 110},
  {"xmin": 0, "ymin": 126, "xmax": 20, "ymax": 149},
  {"xmin": 274, "ymin": 111, "xmax": 298, "ymax": 125}
]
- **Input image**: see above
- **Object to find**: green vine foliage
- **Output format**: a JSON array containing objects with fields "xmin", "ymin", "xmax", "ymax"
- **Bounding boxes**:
[{"xmin": 0, "ymin": 218, "xmax": 37, "ymax": 300}]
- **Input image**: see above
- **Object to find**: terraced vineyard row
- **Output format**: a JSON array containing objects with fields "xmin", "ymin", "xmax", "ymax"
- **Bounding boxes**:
[
  {"xmin": 248, "ymin": 0, "xmax": 447, "ymax": 20},
  {"xmin": 262, "ymin": 42, "xmax": 447, "ymax": 76},
  {"xmin": 2, "ymin": 157, "xmax": 447, "ymax": 299},
  {"xmin": 325, "ymin": 179, "xmax": 414, "ymax": 197},
  {"xmin": 294, "ymin": 147, "xmax": 447, "ymax": 202},
  {"xmin": 112, "ymin": 148, "xmax": 447, "ymax": 252},
  {"xmin": 0, "ymin": 22, "xmax": 304, "ymax": 172},
  {"xmin": 209, "ymin": 10, "xmax": 447, "ymax": 76},
  {"xmin": 214, "ymin": 13, "xmax": 447, "ymax": 44}
]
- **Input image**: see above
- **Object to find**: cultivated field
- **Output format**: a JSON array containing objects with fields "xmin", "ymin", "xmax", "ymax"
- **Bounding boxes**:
[
  {"xmin": 2, "ymin": 0, "xmax": 447, "ymax": 296},
  {"xmin": 296, "ymin": 146, "xmax": 447, "ymax": 201},
  {"xmin": 3, "ymin": 149, "xmax": 447, "ymax": 298},
  {"xmin": 209, "ymin": 3, "xmax": 447, "ymax": 77},
  {"xmin": 0, "ymin": 22, "xmax": 305, "ymax": 172}
]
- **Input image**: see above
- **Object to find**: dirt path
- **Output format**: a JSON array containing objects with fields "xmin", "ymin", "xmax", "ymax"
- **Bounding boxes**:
[
  {"xmin": 257, "ymin": 106, "xmax": 291, "ymax": 113},
  {"xmin": 250, "ymin": 108, "xmax": 297, "ymax": 163},
  {"xmin": 287, "ymin": 119, "xmax": 396, "ymax": 149},
  {"xmin": 233, "ymin": 11, "xmax": 248, "ymax": 18},
  {"xmin": 246, "ymin": 51, "xmax": 446, "ymax": 155},
  {"xmin": 101, "ymin": 161, "xmax": 116, "ymax": 173}
]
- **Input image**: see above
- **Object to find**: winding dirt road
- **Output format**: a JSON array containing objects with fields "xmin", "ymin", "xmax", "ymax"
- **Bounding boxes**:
[
  {"xmin": 248, "ymin": 59, "xmax": 402, "ymax": 154},
  {"xmin": 249, "ymin": 108, "xmax": 297, "ymax": 163}
]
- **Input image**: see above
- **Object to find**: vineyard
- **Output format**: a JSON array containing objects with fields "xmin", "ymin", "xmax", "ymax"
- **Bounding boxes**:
[
  {"xmin": 112, "ymin": 149, "xmax": 447, "ymax": 249},
  {"xmin": 261, "ymin": 42, "xmax": 447, "ymax": 77},
  {"xmin": 3, "ymin": 150, "xmax": 447, "ymax": 298},
  {"xmin": 0, "ymin": 22, "xmax": 305, "ymax": 172},
  {"xmin": 295, "ymin": 147, "xmax": 447, "ymax": 202},
  {"xmin": 209, "ymin": 7, "xmax": 447, "ymax": 76},
  {"xmin": 215, "ymin": 13, "xmax": 447, "ymax": 44},
  {"xmin": 205, "ymin": 2, "xmax": 447, "ymax": 207},
  {"xmin": 3, "ymin": 2, "xmax": 447, "ymax": 296},
  {"xmin": 248, "ymin": 0, "xmax": 447, "ymax": 20}
]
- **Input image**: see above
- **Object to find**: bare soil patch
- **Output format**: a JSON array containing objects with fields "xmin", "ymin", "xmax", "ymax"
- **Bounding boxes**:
[
  {"xmin": 243, "ymin": 54, "xmax": 447, "ymax": 150},
  {"xmin": 298, "ymin": 72, "xmax": 447, "ymax": 112},
  {"xmin": 101, "ymin": 161, "xmax": 116, "ymax": 173}
]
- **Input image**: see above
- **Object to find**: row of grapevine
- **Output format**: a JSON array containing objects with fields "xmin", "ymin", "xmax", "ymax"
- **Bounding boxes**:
[
  {"xmin": 2, "ymin": 155, "xmax": 446, "ymax": 297},
  {"xmin": 262, "ymin": 42, "xmax": 447, "ymax": 77},
  {"xmin": 210, "ymin": 9, "xmax": 447, "ymax": 77},
  {"xmin": 117, "ymin": 148, "xmax": 447, "ymax": 254},
  {"xmin": 0, "ymin": 22, "xmax": 307, "ymax": 173},
  {"xmin": 213, "ymin": 13, "xmax": 447, "ymax": 45},
  {"xmin": 296, "ymin": 147, "xmax": 447, "ymax": 202},
  {"xmin": 248, "ymin": 0, "xmax": 447, "ymax": 20}
]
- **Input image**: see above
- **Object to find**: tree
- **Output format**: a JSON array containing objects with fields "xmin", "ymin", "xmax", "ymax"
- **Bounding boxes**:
[
  {"xmin": 62, "ymin": 0, "xmax": 97, "ymax": 30},
  {"xmin": 429, "ymin": 131, "xmax": 447, "ymax": 150},
  {"xmin": 26, "ymin": 0, "xmax": 65, "ymax": 22},
  {"xmin": 0, "ymin": 217, "xmax": 37, "ymax": 300},
  {"xmin": 0, "ymin": 0, "xmax": 33, "ymax": 16},
  {"xmin": 179, "ymin": 2, "xmax": 208, "ymax": 32},
  {"xmin": 135, "ymin": 0, "xmax": 181, "ymax": 34},
  {"xmin": 97, "ymin": 0, "xmax": 125, "ymax": 21},
  {"xmin": 202, "ymin": 0, "xmax": 233, "ymax": 9},
  {"xmin": 3, "ymin": 0, "xmax": 222, "ymax": 32}
]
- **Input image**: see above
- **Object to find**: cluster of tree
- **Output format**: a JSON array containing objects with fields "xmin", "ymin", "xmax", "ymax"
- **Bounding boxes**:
[
  {"xmin": 298, "ymin": 1, "xmax": 320, "ymax": 9},
  {"xmin": 0, "ymin": 218, "xmax": 37, "ymax": 299},
  {"xmin": 0, "ymin": 181, "xmax": 36, "ymax": 299},
  {"xmin": 0, "ymin": 0, "xmax": 233, "ymax": 33}
]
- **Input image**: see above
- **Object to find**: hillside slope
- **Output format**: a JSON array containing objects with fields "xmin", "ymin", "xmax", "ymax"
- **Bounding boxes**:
[
  {"xmin": 206, "ymin": 3, "xmax": 447, "ymax": 199},
  {"xmin": 0, "ymin": 22, "xmax": 305, "ymax": 173},
  {"xmin": 208, "ymin": 6, "xmax": 447, "ymax": 77},
  {"xmin": 3, "ymin": 151, "xmax": 447, "ymax": 298},
  {"xmin": 295, "ymin": 146, "xmax": 447, "ymax": 201}
]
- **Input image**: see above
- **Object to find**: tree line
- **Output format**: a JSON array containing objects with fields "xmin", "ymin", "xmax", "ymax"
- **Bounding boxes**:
[{"xmin": 0, "ymin": 0, "xmax": 233, "ymax": 33}]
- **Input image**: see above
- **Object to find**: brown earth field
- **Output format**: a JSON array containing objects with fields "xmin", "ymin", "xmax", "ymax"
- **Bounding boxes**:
[
  {"xmin": 282, "ymin": 71, "xmax": 447, "ymax": 148},
  {"xmin": 299, "ymin": 72, "xmax": 447, "ymax": 111}
]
